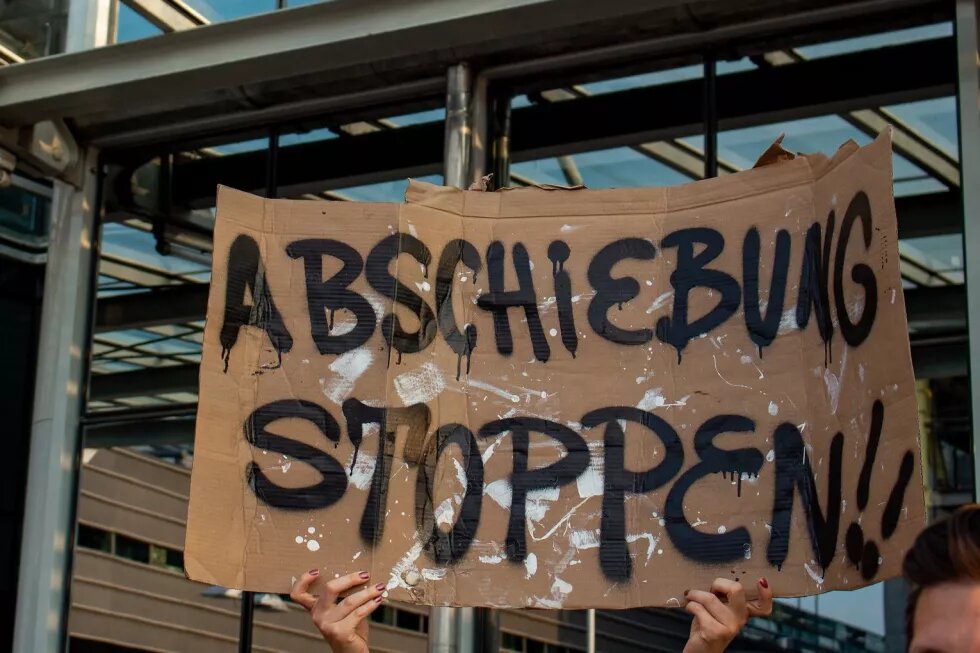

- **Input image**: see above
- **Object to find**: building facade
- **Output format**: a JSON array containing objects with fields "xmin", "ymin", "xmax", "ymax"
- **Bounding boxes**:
[{"xmin": 0, "ymin": 0, "xmax": 975, "ymax": 651}]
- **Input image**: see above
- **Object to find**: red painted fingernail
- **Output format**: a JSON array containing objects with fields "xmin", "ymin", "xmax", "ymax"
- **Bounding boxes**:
[
  {"xmin": 759, "ymin": 578, "xmax": 769, "ymax": 589},
  {"xmin": 359, "ymin": 571, "xmax": 370, "ymax": 579},
  {"xmin": 375, "ymin": 583, "xmax": 385, "ymax": 591},
  {"xmin": 374, "ymin": 595, "xmax": 383, "ymax": 603},
  {"xmin": 309, "ymin": 569, "xmax": 319, "ymax": 576},
  {"xmin": 683, "ymin": 590, "xmax": 689, "ymax": 597}
]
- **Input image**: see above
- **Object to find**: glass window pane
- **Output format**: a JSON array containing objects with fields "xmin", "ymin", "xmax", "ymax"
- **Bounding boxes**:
[
  {"xmin": 77, "ymin": 525, "xmax": 111, "ymax": 553},
  {"xmin": 184, "ymin": 0, "xmax": 277, "ymax": 22},
  {"xmin": 0, "ymin": 0, "xmax": 68, "ymax": 59},
  {"xmin": 114, "ymin": 534, "xmax": 150, "ymax": 563},
  {"xmin": 116, "ymin": 2, "xmax": 163, "ymax": 43}
]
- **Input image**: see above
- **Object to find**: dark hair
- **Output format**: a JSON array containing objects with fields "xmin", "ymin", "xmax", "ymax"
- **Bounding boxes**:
[{"xmin": 902, "ymin": 504, "xmax": 980, "ymax": 644}]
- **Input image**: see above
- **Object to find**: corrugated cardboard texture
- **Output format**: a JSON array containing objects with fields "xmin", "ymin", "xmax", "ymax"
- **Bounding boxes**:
[{"xmin": 185, "ymin": 131, "xmax": 924, "ymax": 608}]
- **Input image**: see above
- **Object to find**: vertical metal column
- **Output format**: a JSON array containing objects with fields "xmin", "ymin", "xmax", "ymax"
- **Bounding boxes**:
[
  {"xmin": 586, "ymin": 609, "xmax": 596, "ymax": 653},
  {"xmin": 955, "ymin": 0, "xmax": 980, "ymax": 500},
  {"xmin": 492, "ymin": 94, "xmax": 512, "ymax": 189},
  {"xmin": 431, "ymin": 62, "xmax": 474, "ymax": 653},
  {"xmin": 13, "ymin": 147, "xmax": 102, "ymax": 653},
  {"xmin": 238, "ymin": 126, "xmax": 282, "ymax": 653},
  {"xmin": 469, "ymin": 75, "xmax": 490, "ymax": 185},
  {"xmin": 65, "ymin": 0, "xmax": 112, "ymax": 52},
  {"xmin": 444, "ymin": 63, "xmax": 472, "ymax": 190},
  {"xmin": 703, "ymin": 53, "xmax": 718, "ymax": 179}
]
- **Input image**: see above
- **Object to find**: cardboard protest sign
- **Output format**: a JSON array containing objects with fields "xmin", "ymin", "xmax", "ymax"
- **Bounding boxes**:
[{"xmin": 185, "ymin": 131, "xmax": 925, "ymax": 608}]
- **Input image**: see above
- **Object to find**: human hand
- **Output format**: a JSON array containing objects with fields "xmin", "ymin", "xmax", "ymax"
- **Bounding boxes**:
[
  {"xmin": 682, "ymin": 577, "xmax": 773, "ymax": 653},
  {"xmin": 290, "ymin": 569, "xmax": 384, "ymax": 653}
]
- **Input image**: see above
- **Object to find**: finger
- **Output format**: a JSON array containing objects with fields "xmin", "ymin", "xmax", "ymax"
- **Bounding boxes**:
[
  {"xmin": 684, "ymin": 600, "xmax": 725, "ymax": 638},
  {"xmin": 289, "ymin": 569, "xmax": 321, "ymax": 610},
  {"xmin": 685, "ymin": 589, "xmax": 735, "ymax": 628},
  {"xmin": 710, "ymin": 578, "xmax": 747, "ymax": 618},
  {"xmin": 321, "ymin": 571, "xmax": 371, "ymax": 604},
  {"xmin": 747, "ymin": 577, "xmax": 773, "ymax": 617},
  {"xmin": 333, "ymin": 583, "xmax": 385, "ymax": 620},
  {"xmin": 341, "ymin": 590, "xmax": 384, "ymax": 631}
]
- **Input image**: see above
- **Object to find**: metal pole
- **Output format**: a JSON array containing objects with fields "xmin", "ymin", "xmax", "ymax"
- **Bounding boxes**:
[
  {"xmin": 12, "ymin": 147, "xmax": 102, "ymax": 653},
  {"xmin": 238, "ymin": 125, "xmax": 282, "ymax": 653},
  {"xmin": 955, "ymin": 0, "xmax": 980, "ymax": 502},
  {"xmin": 430, "ymin": 62, "xmax": 476, "ymax": 653},
  {"xmin": 238, "ymin": 593, "xmax": 255, "ymax": 653},
  {"xmin": 587, "ymin": 609, "xmax": 596, "ymax": 653},
  {"xmin": 703, "ymin": 53, "xmax": 718, "ymax": 179},
  {"xmin": 469, "ymin": 74, "xmax": 490, "ymax": 185},
  {"xmin": 491, "ymin": 92, "xmax": 512, "ymax": 190},
  {"xmin": 444, "ymin": 63, "xmax": 472, "ymax": 189},
  {"xmin": 65, "ymin": 0, "xmax": 112, "ymax": 52}
]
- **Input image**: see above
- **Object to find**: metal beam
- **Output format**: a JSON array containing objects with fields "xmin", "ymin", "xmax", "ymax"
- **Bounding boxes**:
[
  {"xmin": 0, "ymin": 0, "xmax": 695, "ymax": 126},
  {"xmin": 0, "ymin": 0, "xmax": 949, "ymax": 146},
  {"xmin": 123, "ymin": 0, "xmax": 208, "ymax": 32},
  {"xmin": 95, "ymin": 284, "xmax": 208, "ymax": 333},
  {"xmin": 84, "ymin": 415, "xmax": 197, "ymax": 447},
  {"xmin": 896, "ymin": 191, "xmax": 962, "ymax": 239},
  {"xmin": 89, "ymin": 364, "xmax": 199, "ymax": 400},
  {"xmin": 171, "ymin": 37, "xmax": 955, "ymax": 205},
  {"xmin": 904, "ymin": 284, "xmax": 967, "ymax": 334},
  {"xmin": 911, "ymin": 335, "xmax": 968, "ymax": 378}
]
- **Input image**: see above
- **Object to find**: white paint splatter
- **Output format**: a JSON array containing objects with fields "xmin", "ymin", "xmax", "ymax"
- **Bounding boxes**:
[
  {"xmin": 482, "ymin": 433, "xmax": 506, "ymax": 464},
  {"xmin": 320, "ymin": 348, "xmax": 374, "ymax": 404},
  {"xmin": 859, "ymin": 363, "xmax": 866, "ymax": 382},
  {"xmin": 804, "ymin": 562, "xmax": 824, "ymax": 585},
  {"xmin": 768, "ymin": 401, "xmax": 779, "ymax": 416},
  {"xmin": 626, "ymin": 533, "xmax": 658, "ymax": 562},
  {"xmin": 395, "ymin": 361, "xmax": 446, "ymax": 405},
  {"xmin": 479, "ymin": 553, "xmax": 506, "ymax": 565},
  {"xmin": 525, "ymin": 553, "xmax": 538, "ymax": 579},
  {"xmin": 549, "ymin": 328, "xmax": 558, "ymax": 337},
  {"xmin": 637, "ymin": 387, "xmax": 666, "ymax": 411},
  {"xmin": 307, "ymin": 539, "xmax": 320, "ymax": 552},
  {"xmin": 778, "ymin": 308, "xmax": 797, "ymax": 334},
  {"xmin": 307, "ymin": 526, "xmax": 316, "ymax": 534},
  {"xmin": 347, "ymin": 451, "xmax": 377, "ymax": 491},
  {"xmin": 560, "ymin": 224, "xmax": 580, "ymax": 233},
  {"xmin": 713, "ymin": 355, "xmax": 753, "ymax": 390},
  {"xmin": 570, "ymin": 529, "xmax": 600, "ymax": 549},
  {"xmin": 435, "ymin": 498, "xmax": 456, "ymax": 527},
  {"xmin": 526, "ymin": 487, "xmax": 560, "ymax": 522},
  {"xmin": 766, "ymin": 449, "xmax": 775, "ymax": 462},
  {"xmin": 415, "ymin": 280, "xmax": 432, "ymax": 293},
  {"xmin": 645, "ymin": 291, "xmax": 674, "ymax": 314},
  {"xmin": 364, "ymin": 291, "xmax": 387, "ymax": 321},
  {"xmin": 576, "ymin": 463, "xmax": 603, "ymax": 498},
  {"xmin": 388, "ymin": 541, "xmax": 424, "ymax": 590},
  {"xmin": 422, "ymin": 568, "xmax": 446, "ymax": 580},
  {"xmin": 485, "ymin": 479, "xmax": 512, "ymax": 509},
  {"xmin": 717, "ymin": 525, "xmax": 727, "ymax": 534},
  {"xmin": 823, "ymin": 368, "xmax": 841, "ymax": 414},
  {"xmin": 468, "ymin": 378, "xmax": 520, "ymax": 403},
  {"xmin": 353, "ymin": 551, "xmax": 362, "ymax": 561},
  {"xmin": 294, "ymin": 536, "xmax": 303, "ymax": 544}
]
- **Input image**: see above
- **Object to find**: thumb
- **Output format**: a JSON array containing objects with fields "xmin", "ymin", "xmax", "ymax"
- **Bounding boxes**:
[{"xmin": 747, "ymin": 577, "xmax": 773, "ymax": 617}]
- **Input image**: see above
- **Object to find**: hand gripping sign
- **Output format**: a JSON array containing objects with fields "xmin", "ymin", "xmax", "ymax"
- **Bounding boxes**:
[{"xmin": 185, "ymin": 131, "xmax": 924, "ymax": 608}]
